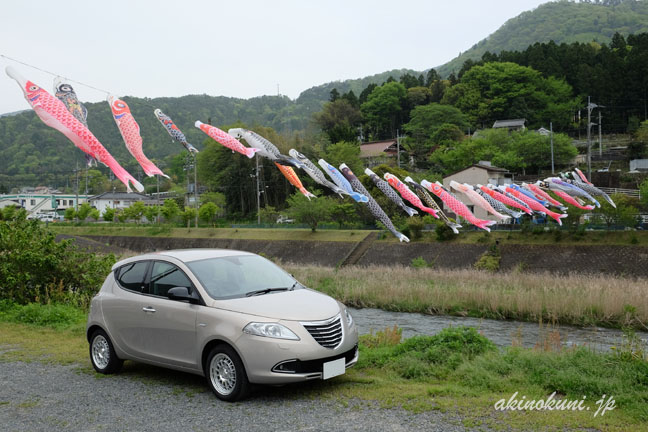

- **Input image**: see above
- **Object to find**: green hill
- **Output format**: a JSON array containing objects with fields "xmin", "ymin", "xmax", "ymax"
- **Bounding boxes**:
[{"xmin": 436, "ymin": 0, "xmax": 648, "ymax": 77}]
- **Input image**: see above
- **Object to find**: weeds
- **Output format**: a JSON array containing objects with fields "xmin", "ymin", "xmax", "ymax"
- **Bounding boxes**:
[{"xmin": 289, "ymin": 264, "xmax": 648, "ymax": 329}]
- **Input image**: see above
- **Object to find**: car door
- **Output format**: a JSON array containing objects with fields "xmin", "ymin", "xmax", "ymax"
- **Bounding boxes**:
[
  {"xmin": 102, "ymin": 260, "xmax": 151, "ymax": 358},
  {"xmin": 138, "ymin": 260, "xmax": 199, "ymax": 368}
]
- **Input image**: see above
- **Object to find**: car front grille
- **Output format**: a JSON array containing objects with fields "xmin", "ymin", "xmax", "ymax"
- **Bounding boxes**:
[{"xmin": 301, "ymin": 314, "xmax": 343, "ymax": 349}]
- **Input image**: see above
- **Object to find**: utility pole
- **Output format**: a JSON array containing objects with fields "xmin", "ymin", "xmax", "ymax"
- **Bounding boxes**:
[
  {"xmin": 194, "ymin": 153, "xmax": 198, "ymax": 228},
  {"xmin": 586, "ymin": 97, "xmax": 601, "ymax": 182},
  {"xmin": 256, "ymin": 154, "xmax": 260, "ymax": 225},
  {"xmin": 550, "ymin": 122, "xmax": 554, "ymax": 174},
  {"xmin": 598, "ymin": 110, "xmax": 602, "ymax": 157},
  {"xmin": 156, "ymin": 174, "xmax": 160, "ymax": 224},
  {"xmin": 75, "ymin": 160, "xmax": 79, "ymax": 213},
  {"xmin": 396, "ymin": 129, "xmax": 400, "ymax": 168}
]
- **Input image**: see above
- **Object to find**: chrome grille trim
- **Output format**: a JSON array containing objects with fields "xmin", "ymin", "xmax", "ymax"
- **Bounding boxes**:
[{"xmin": 300, "ymin": 314, "xmax": 344, "ymax": 349}]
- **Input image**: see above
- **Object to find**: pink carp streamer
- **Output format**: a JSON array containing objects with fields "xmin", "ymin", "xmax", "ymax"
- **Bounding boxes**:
[
  {"xmin": 553, "ymin": 190, "xmax": 595, "ymax": 210},
  {"xmin": 5, "ymin": 66, "xmax": 143, "ymax": 193},
  {"xmin": 422, "ymin": 181, "xmax": 495, "ymax": 232},
  {"xmin": 384, "ymin": 173, "xmax": 438, "ymax": 218},
  {"xmin": 480, "ymin": 185, "xmax": 533, "ymax": 215},
  {"xmin": 108, "ymin": 96, "xmax": 168, "ymax": 178},
  {"xmin": 504, "ymin": 186, "xmax": 567, "ymax": 225},
  {"xmin": 195, "ymin": 121, "xmax": 259, "ymax": 158}
]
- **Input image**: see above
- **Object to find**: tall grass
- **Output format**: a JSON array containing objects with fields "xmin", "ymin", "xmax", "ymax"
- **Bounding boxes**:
[{"xmin": 288, "ymin": 265, "xmax": 648, "ymax": 329}]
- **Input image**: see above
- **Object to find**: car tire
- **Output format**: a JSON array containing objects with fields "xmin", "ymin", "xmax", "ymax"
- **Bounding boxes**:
[
  {"xmin": 205, "ymin": 344, "xmax": 249, "ymax": 402},
  {"xmin": 89, "ymin": 329, "xmax": 123, "ymax": 374}
]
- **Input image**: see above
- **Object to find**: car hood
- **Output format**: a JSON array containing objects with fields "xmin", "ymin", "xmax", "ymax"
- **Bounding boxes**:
[{"xmin": 210, "ymin": 288, "xmax": 341, "ymax": 321}]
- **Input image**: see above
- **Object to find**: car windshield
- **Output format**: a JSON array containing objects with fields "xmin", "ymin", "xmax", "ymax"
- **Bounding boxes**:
[{"xmin": 186, "ymin": 255, "xmax": 299, "ymax": 300}]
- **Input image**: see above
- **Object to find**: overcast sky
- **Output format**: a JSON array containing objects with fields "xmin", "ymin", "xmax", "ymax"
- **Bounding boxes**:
[{"xmin": 1, "ymin": 0, "xmax": 549, "ymax": 114}]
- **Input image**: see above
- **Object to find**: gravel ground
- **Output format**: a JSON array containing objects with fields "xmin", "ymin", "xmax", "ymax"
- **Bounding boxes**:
[{"xmin": 0, "ymin": 361, "xmax": 491, "ymax": 432}]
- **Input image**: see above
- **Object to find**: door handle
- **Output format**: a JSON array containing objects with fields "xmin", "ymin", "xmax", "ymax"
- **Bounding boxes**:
[{"xmin": 142, "ymin": 306, "xmax": 156, "ymax": 313}]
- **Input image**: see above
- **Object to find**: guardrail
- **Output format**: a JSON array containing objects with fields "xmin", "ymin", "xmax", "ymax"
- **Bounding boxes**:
[{"xmin": 598, "ymin": 187, "xmax": 641, "ymax": 199}]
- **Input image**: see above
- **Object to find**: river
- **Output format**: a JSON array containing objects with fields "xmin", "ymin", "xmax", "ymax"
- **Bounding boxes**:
[{"xmin": 350, "ymin": 307, "xmax": 648, "ymax": 352}]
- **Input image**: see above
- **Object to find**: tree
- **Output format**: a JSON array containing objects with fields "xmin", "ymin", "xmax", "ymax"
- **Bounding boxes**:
[
  {"xmin": 258, "ymin": 205, "xmax": 280, "ymax": 224},
  {"xmin": 102, "ymin": 207, "xmax": 115, "ymax": 222},
  {"xmin": 64, "ymin": 207, "xmax": 76, "ymax": 221},
  {"xmin": 286, "ymin": 193, "xmax": 336, "ymax": 232},
  {"xmin": 322, "ymin": 141, "xmax": 363, "ymax": 175},
  {"xmin": 160, "ymin": 199, "xmax": 180, "ymax": 222},
  {"xmin": 76, "ymin": 203, "xmax": 92, "ymax": 221},
  {"xmin": 404, "ymin": 103, "xmax": 469, "ymax": 140},
  {"xmin": 596, "ymin": 194, "xmax": 639, "ymax": 230},
  {"xmin": 182, "ymin": 206, "xmax": 198, "ymax": 227},
  {"xmin": 430, "ymin": 129, "xmax": 577, "ymax": 174},
  {"xmin": 124, "ymin": 201, "xmax": 146, "ymax": 224},
  {"xmin": 201, "ymin": 191, "xmax": 227, "ymax": 208},
  {"xmin": 330, "ymin": 203, "xmax": 358, "ymax": 228},
  {"xmin": 442, "ymin": 62, "xmax": 578, "ymax": 129},
  {"xmin": 199, "ymin": 202, "xmax": 220, "ymax": 225},
  {"xmin": 144, "ymin": 205, "xmax": 160, "ymax": 223},
  {"xmin": 89, "ymin": 208, "xmax": 100, "ymax": 221},
  {"xmin": 313, "ymin": 99, "xmax": 362, "ymax": 144},
  {"xmin": 361, "ymin": 82, "xmax": 407, "ymax": 139}
]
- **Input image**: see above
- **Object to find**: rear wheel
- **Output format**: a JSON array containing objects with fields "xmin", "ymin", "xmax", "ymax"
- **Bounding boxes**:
[
  {"xmin": 89, "ymin": 329, "xmax": 123, "ymax": 374},
  {"xmin": 205, "ymin": 344, "xmax": 249, "ymax": 401}
]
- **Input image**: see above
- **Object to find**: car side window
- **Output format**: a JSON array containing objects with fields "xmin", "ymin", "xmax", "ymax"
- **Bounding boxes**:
[
  {"xmin": 116, "ymin": 261, "xmax": 150, "ymax": 293},
  {"xmin": 149, "ymin": 261, "xmax": 193, "ymax": 298}
]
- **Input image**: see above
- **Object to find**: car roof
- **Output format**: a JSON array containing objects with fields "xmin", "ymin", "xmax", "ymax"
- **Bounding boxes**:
[{"xmin": 112, "ymin": 249, "xmax": 255, "ymax": 270}]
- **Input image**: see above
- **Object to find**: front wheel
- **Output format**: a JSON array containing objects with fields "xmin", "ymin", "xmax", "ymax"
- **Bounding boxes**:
[
  {"xmin": 89, "ymin": 329, "xmax": 123, "ymax": 374},
  {"xmin": 205, "ymin": 345, "xmax": 249, "ymax": 401}
]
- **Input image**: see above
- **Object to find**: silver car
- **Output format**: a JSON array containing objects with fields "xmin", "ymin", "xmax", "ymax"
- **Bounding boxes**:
[{"xmin": 86, "ymin": 249, "xmax": 358, "ymax": 401}]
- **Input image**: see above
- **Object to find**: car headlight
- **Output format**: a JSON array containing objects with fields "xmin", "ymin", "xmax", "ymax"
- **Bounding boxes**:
[
  {"xmin": 345, "ymin": 309, "xmax": 353, "ymax": 327},
  {"xmin": 243, "ymin": 322, "xmax": 300, "ymax": 340}
]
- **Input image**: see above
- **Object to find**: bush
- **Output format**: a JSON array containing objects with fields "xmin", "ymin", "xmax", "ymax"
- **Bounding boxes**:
[
  {"xmin": 359, "ymin": 326, "xmax": 496, "ymax": 379},
  {"xmin": 0, "ymin": 217, "xmax": 116, "ymax": 308},
  {"xmin": 406, "ymin": 216, "xmax": 424, "ymax": 240},
  {"xmin": 411, "ymin": 257, "xmax": 430, "ymax": 268},
  {"xmin": 434, "ymin": 220, "xmax": 455, "ymax": 241}
]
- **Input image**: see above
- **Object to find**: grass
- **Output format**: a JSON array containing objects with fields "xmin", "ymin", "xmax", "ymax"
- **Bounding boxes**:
[
  {"xmin": 1, "ymin": 305, "xmax": 646, "ymax": 432},
  {"xmin": 49, "ymin": 223, "xmax": 648, "ymax": 245},
  {"xmin": 287, "ymin": 265, "xmax": 648, "ymax": 329},
  {"xmin": 49, "ymin": 224, "xmax": 373, "ymax": 242}
]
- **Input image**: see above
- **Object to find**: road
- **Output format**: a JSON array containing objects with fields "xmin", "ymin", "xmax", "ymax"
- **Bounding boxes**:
[{"xmin": 0, "ymin": 360, "xmax": 486, "ymax": 432}]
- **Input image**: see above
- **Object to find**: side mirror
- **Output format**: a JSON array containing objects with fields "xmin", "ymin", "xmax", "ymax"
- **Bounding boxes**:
[{"xmin": 167, "ymin": 286, "xmax": 200, "ymax": 304}]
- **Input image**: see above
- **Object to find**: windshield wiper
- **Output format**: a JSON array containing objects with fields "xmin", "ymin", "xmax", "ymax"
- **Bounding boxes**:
[{"xmin": 245, "ymin": 287, "xmax": 289, "ymax": 297}]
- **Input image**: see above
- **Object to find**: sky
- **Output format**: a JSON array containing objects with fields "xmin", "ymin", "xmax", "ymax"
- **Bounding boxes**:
[{"xmin": 0, "ymin": 0, "xmax": 549, "ymax": 115}]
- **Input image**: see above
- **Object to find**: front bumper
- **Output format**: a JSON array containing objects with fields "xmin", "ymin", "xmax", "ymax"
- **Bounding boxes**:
[{"xmin": 237, "ymin": 319, "xmax": 359, "ymax": 385}]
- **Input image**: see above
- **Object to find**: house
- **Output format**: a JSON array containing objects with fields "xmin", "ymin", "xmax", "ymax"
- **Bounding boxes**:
[
  {"xmin": 492, "ymin": 119, "xmax": 526, "ymax": 131},
  {"xmin": 359, "ymin": 139, "xmax": 399, "ymax": 167},
  {"xmin": 442, "ymin": 161, "xmax": 512, "ymax": 221},
  {"xmin": 0, "ymin": 191, "xmax": 91, "ymax": 216},
  {"xmin": 88, "ymin": 192, "xmax": 157, "ymax": 215}
]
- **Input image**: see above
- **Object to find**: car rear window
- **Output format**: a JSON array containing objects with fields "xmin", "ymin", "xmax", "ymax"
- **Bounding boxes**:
[{"xmin": 116, "ymin": 261, "xmax": 149, "ymax": 293}]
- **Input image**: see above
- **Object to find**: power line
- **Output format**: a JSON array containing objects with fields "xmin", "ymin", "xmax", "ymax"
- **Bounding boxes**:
[{"xmin": 0, "ymin": 54, "xmax": 112, "ymax": 96}]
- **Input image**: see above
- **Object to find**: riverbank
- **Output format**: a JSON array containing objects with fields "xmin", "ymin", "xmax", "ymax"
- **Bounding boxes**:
[
  {"xmin": 288, "ymin": 265, "xmax": 648, "ymax": 330},
  {"xmin": 1, "ymin": 302, "xmax": 646, "ymax": 431}
]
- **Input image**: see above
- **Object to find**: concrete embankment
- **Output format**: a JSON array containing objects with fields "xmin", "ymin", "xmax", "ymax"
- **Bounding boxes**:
[{"xmin": 70, "ymin": 234, "xmax": 648, "ymax": 276}]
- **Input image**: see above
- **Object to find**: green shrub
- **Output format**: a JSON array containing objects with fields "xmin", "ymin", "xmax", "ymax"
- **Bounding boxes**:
[
  {"xmin": 0, "ymin": 300, "xmax": 85, "ymax": 328},
  {"xmin": 411, "ymin": 257, "xmax": 428, "ymax": 268},
  {"xmin": 434, "ymin": 220, "xmax": 455, "ymax": 241},
  {"xmin": 0, "ymin": 217, "xmax": 116, "ymax": 308},
  {"xmin": 406, "ymin": 217, "xmax": 424, "ymax": 240}
]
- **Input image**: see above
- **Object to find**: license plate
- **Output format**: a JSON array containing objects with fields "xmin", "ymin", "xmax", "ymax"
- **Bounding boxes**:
[{"xmin": 322, "ymin": 357, "xmax": 345, "ymax": 380}]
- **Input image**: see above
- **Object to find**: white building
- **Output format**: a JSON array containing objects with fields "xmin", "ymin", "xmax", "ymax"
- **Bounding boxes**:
[
  {"xmin": 88, "ymin": 192, "xmax": 157, "ymax": 215},
  {"xmin": 0, "ymin": 192, "xmax": 90, "ymax": 216}
]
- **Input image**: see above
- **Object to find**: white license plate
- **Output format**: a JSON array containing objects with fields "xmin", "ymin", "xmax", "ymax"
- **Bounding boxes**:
[{"xmin": 322, "ymin": 357, "xmax": 345, "ymax": 380}]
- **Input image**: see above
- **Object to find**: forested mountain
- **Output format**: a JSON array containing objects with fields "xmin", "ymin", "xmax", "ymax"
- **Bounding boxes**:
[
  {"xmin": 436, "ymin": 0, "xmax": 648, "ymax": 77},
  {"xmin": 295, "ymin": 69, "xmax": 422, "ymax": 112}
]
